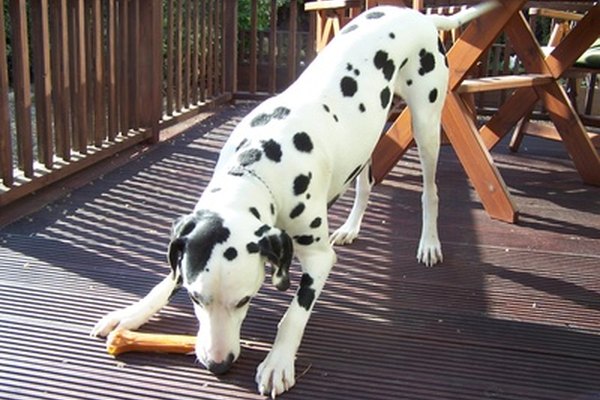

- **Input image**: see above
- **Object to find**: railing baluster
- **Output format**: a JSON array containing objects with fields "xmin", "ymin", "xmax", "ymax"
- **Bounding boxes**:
[
  {"xmin": 30, "ymin": 0, "xmax": 53, "ymax": 169},
  {"xmin": 92, "ymin": 0, "xmax": 105, "ymax": 147},
  {"xmin": 175, "ymin": 0, "xmax": 183, "ymax": 112},
  {"xmin": 0, "ymin": 0, "xmax": 13, "ymax": 186},
  {"xmin": 191, "ymin": 0, "xmax": 199, "ymax": 105},
  {"xmin": 199, "ymin": 0, "xmax": 207, "ymax": 103},
  {"xmin": 119, "ymin": 0, "xmax": 129, "ymax": 135},
  {"xmin": 9, "ymin": 0, "xmax": 34, "ymax": 178},
  {"xmin": 184, "ymin": 0, "xmax": 191, "ymax": 108},
  {"xmin": 268, "ymin": 0, "xmax": 278, "ymax": 94},
  {"xmin": 107, "ymin": 0, "xmax": 117, "ymax": 141}
]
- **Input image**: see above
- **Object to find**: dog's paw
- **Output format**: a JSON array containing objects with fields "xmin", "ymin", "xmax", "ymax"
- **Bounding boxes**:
[
  {"xmin": 417, "ymin": 238, "xmax": 443, "ymax": 267},
  {"xmin": 90, "ymin": 309, "xmax": 139, "ymax": 338},
  {"xmin": 256, "ymin": 351, "xmax": 296, "ymax": 399},
  {"xmin": 330, "ymin": 224, "xmax": 360, "ymax": 246}
]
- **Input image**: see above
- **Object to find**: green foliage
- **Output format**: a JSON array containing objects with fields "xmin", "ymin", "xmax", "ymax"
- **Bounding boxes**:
[{"xmin": 238, "ymin": 0, "xmax": 288, "ymax": 31}]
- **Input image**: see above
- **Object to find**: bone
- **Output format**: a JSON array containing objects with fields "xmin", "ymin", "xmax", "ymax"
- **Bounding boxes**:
[{"xmin": 106, "ymin": 329, "xmax": 196, "ymax": 356}]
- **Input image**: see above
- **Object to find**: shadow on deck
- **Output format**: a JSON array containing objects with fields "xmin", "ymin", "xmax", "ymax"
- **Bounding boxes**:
[{"xmin": 1, "ymin": 102, "xmax": 599, "ymax": 400}]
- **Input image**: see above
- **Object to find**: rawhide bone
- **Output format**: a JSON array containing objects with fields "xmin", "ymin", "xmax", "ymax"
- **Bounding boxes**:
[{"xmin": 106, "ymin": 329, "xmax": 196, "ymax": 356}]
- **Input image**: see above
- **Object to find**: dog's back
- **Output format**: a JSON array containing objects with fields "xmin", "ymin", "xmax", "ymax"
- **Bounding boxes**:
[{"xmin": 219, "ymin": 7, "xmax": 445, "ymax": 199}]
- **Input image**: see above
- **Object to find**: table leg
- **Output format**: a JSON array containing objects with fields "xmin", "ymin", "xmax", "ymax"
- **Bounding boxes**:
[
  {"xmin": 372, "ymin": 108, "xmax": 414, "ymax": 184},
  {"xmin": 537, "ymin": 82, "xmax": 600, "ymax": 185},
  {"xmin": 442, "ymin": 92, "xmax": 517, "ymax": 223}
]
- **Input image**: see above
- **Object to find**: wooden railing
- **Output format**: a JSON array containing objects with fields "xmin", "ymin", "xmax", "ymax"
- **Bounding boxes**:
[
  {"xmin": 236, "ymin": 0, "xmax": 315, "ymax": 96},
  {"xmin": 3, "ymin": 1, "xmax": 596, "ymax": 211},
  {"xmin": 0, "ymin": 0, "xmax": 237, "ymax": 207}
]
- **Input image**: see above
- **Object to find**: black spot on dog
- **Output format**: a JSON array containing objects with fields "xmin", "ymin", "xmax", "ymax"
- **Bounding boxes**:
[
  {"xmin": 228, "ymin": 167, "xmax": 245, "ymax": 176},
  {"xmin": 340, "ymin": 76, "xmax": 358, "ymax": 97},
  {"xmin": 254, "ymin": 224, "xmax": 271, "ymax": 237},
  {"xmin": 322, "ymin": 103, "xmax": 339, "ymax": 122},
  {"xmin": 236, "ymin": 138, "xmax": 249, "ymax": 151},
  {"xmin": 250, "ymin": 107, "xmax": 290, "ymax": 127},
  {"xmin": 354, "ymin": 69, "xmax": 360, "ymax": 76},
  {"xmin": 346, "ymin": 63, "xmax": 353, "ymax": 71},
  {"xmin": 380, "ymin": 87, "xmax": 391, "ymax": 109},
  {"xmin": 272, "ymin": 107, "xmax": 291, "ymax": 120},
  {"xmin": 250, "ymin": 113, "xmax": 271, "ymax": 127},
  {"xmin": 210, "ymin": 187, "xmax": 222, "ymax": 193},
  {"xmin": 407, "ymin": 79, "xmax": 413, "ymax": 86},
  {"xmin": 262, "ymin": 139, "xmax": 282, "ymax": 162},
  {"xmin": 294, "ymin": 235, "xmax": 314, "ymax": 246},
  {"xmin": 238, "ymin": 148, "xmax": 262, "ymax": 166},
  {"xmin": 374, "ymin": 51, "xmax": 387, "ymax": 70},
  {"xmin": 270, "ymin": 203, "xmax": 275, "ymax": 215},
  {"xmin": 345, "ymin": 165, "xmax": 363, "ymax": 184},
  {"xmin": 297, "ymin": 273, "xmax": 316, "ymax": 311},
  {"xmin": 389, "ymin": 32, "xmax": 396, "ymax": 39},
  {"xmin": 183, "ymin": 211, "xmax": 230, "ymax": 282},
  {"xmin": 293, "ymin": 173, "xmax": 312, "ymax": 196},
  {"xmin": 359, "ymin": 103, "xmax": 366, "ymax": 113},
  {"xmin": 224, "ymin": 247, "xmax": 238, "ymax": 261},
  {"xmin": 249, "ymin": 207, "xmax": 261, "ymax": 220},
  {"xmin": 293, "ymin": 132, "xmax": 313, "ymax": 153},
  {"xmin": 366, "ymin": 11, "xmax": 385, "ymax": 19},
  {"xmin": 373, "ymin": 50, "xmax": 395, "ymax": 81},
  {"xmin": 399, "ymin": 58, "xmax": 408, "ymax": 70},
  {"xmin": 429, "ymin": 88, "xmax": 438, "ymax": 103},
  {"xmin": 341, "ymin": 24, "xmax": 358, "ymax": 34},
  {"xmin": 290, "ymin": 203, "xmax": 306, "ymax": 219},
  {"xmin": 310, "ymin": 217, "xmax": 322, "ymax": 229},
  {"xmin": 418, "ymin": 49, "xmax": 435, "ymax": 75},
  {"xmin": 246, "ymin": 242, "xmax": 260, "ymax": 254}
]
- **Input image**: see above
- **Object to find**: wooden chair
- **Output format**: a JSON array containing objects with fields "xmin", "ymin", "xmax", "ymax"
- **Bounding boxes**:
[
  {"xmin": 509, "ymin": 6, "xmax": 600, "ymax": 151},
  {"xmin": 305, "ymin": 0, "xmax": 412, "ymax": 53},
  {"xmin": 304, "ymin": 1, "xmax": 365, "ymax": 52}
]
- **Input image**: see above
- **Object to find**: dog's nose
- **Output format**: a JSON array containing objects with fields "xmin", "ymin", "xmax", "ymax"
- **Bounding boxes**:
[{"xmin": 204, "ymin": 353, "xmax": 235, "ymax": 375}]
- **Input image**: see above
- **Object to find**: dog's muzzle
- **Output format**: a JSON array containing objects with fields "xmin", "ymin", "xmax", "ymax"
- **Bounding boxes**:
[{"xmin": 202, "ymin": 352, "xmax": 235, "ymax": 375}]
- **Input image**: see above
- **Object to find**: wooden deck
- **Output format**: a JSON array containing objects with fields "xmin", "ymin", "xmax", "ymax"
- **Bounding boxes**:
[{"xmin": 1, "ymin": 102, "xmax": 599, "ymax": 400}]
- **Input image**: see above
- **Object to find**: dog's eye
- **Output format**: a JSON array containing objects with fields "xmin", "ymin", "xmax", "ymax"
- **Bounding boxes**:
[{"xmin": 235, "ymin": 296, "xmax": 251, "ymax": 309}]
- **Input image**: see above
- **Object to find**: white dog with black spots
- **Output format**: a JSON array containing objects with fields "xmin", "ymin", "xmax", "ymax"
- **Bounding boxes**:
[{"xmin": 92, "ymin": 3, "xmax": 498, "ymax": 398}]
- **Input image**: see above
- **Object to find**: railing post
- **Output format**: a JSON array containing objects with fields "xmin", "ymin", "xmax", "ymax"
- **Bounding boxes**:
[
  {"xmin": 223, "ymin": 0, "xmax": 238, "ymax": 96},
  {"xmin": 138, "ymin": 0, "xmax": 163, "ymax": 142}
]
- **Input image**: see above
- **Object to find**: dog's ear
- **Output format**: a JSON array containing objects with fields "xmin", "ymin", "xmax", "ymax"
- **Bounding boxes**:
[
  {"xmin": 258, "ymin": 229, "xmax": 293, "ymax": 291},
  {"xmin": 167, "ymin": 214, "xmax": 197, "ymax": 273},
  {"xmin": 168, "ymin": 237, "xmax": 186, "ymax": 273}
]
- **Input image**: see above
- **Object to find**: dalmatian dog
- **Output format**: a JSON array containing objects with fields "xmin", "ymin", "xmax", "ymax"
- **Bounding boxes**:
[{"xmin": 91, "ymin": 2, "xmax": 497, "ymax": 398}]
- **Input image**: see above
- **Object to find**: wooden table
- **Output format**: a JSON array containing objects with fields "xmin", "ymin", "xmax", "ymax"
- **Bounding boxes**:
[{"xmin": 371, "ymin": 0, "xmax": 600, "ymax": 223}]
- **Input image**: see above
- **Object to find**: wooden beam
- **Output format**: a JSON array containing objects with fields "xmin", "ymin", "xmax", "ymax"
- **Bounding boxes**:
[
  {"xmin": 458, "ymin": 74, "xmax": 554, "ymax": 94},
  {"xmin": 442, "ymin": 92, "xmax": 517, "ymax": 223}
]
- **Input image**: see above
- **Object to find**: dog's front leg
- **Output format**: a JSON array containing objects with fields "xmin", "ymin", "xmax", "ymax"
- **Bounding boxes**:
[
  {"xmin": 256, "ymin": 244, "xmax": 336, "ymax": 398},
  {"xmin": 91, "ymin": 271, "xmax": 180, "ymax": 337}
]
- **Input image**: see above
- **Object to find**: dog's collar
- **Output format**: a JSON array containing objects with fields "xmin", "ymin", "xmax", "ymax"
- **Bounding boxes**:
[{"xmin": 230, "ymin": 166, "xmax": 277, "ymax": 214}]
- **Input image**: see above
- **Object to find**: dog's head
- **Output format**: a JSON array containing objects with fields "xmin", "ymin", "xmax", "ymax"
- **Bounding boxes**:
[{"xmin": 168, "ymin": 209, "xmax": 293, "ymax": 374}]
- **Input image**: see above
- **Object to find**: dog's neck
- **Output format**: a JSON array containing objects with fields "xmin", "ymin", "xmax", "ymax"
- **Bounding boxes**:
[{"xmin": 198, "ymin": 168, "xmax": 278, "ymax": 225}]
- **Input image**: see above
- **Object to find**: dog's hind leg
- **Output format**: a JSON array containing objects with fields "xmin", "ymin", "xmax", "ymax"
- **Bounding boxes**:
[
  {"xmin": 411, "ymin": 105, "xmax": 443, "ymax": 266},
  {"xmin": 90, "ymin": 272, "xmax": 180, "ymax": 337},
  {"xmin": 330, "ymin": 162, "xmax": 374, "ymax": 245}
]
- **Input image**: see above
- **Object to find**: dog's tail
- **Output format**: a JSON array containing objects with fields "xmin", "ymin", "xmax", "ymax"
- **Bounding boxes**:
[{"xmin": 427, "ymin": 1, "xmax": 500, "ymax": 31}]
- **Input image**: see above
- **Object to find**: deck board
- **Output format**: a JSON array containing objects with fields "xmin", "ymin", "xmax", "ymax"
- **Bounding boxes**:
[{"xmin": 1, "ymin": 102, "xmax": 599, "ymax": 400}]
